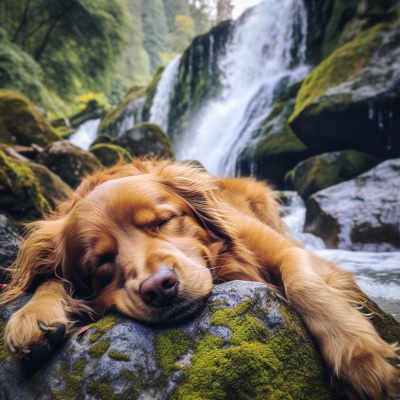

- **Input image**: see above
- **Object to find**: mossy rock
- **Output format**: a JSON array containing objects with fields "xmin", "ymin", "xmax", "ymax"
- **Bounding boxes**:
[
  {"xmin": 27, "ymin": 162, "xmax": 72, "ymax": 208},
  {"xmin": 90, "ymin": 134, "xmax": 114, "ymax": 147},
  {"xmin": 0, "ymin": 149, "xmax": 49, "ymax": 221},
  {"xmin": 237, "ymin": 80, "xmax": 312, "ymax": 188},
  {"xmin": 1, "ymin": 281, "xmax": 399, "ymax": 399},
  {"xmin": 289, "ymin": 22, "xmax": 400, "ymax": 159},
  {"xmin": 90, "ymin": 144, "xmax": 133, "ymax": 168},
  {"xmin": 115, "ymin": 123, "xmax": 174, "ymax": 159},
  {"xmin": 290, "ymin": 149, "xmax": 381, "ymax": 200},
  {"xmin": 0, "ymin": 89, "xmax": 60, "ymax": 147},
  {"xmin": 36, "ymin": 140, "xmax": 103, "ymax": 188}
]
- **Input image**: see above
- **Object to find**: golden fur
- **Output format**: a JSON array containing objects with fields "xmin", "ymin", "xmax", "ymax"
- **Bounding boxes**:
[{"xmin": 1, "ymin": 158, "xmax": 399, "ymax": 399}]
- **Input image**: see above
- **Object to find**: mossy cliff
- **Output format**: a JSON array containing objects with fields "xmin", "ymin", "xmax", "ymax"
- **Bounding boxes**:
[
  {"xmin": 289, "ymin": 20, "xmax": 400, "ymax": 159},
  {"xmin": 0, "ymin": 89, "xmax": 60, "ymax": 147}
]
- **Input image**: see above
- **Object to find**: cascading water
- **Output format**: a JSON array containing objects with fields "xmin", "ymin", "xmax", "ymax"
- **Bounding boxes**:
[
  {"xmin": 149, "ymin": 54, "xmax": 182, "ymax": 132},
  {"xmin": 69, "ymin": 119, "xmax": 101, "ymax": 150},
  {"xmin": 174, "ymin": 0, "xmax": 309, "ymax": 176}
]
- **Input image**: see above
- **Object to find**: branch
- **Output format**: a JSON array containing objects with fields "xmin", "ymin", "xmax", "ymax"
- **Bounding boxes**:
[{"xmin": 11, "ymin": 0, "xmax": 31, "ymax": 43}]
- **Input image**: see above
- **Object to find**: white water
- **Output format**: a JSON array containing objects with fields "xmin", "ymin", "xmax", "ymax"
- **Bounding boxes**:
[
  {"xmin": 175, "ymin": 0, "xmax": 309, "ymax": 176},
  {"xmin": 282, "ymin": 192, "xmax": 400, "ymax": 322},
  {"xmin": 149, "ymin": 54, "xmax": 182, "ymax": 133},
  {"xmin": 69, "ymin": 119, "xmax": 100, "ymax": 150}
]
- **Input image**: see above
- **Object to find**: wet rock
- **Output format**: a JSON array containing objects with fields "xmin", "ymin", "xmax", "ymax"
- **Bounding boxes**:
[
  {"xmin": 115, "ymin": 123, "xmax": 174, "ymax": 159},
  {"xmin": 0, "ymin": 281, "xmax": 339, "ymax": 400},
  {"xmin": 304, "ymin": 158, "xmax": 400, "ymax": 250},
  {"xmin": 289, "ymin": 150, "xmax": 380, "ymax": 200},
  {"xmin": 90, "ymin": 143, "xmax": 133, "ymax": 168},
  {"xmin": 36, "ymin": 141, "xmax": 103, "ymax": 189}
]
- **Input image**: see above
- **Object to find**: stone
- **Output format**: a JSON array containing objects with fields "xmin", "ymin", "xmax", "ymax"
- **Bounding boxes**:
[
  {"xmin": 90, "ymin": 144, "xmax": 133, "ymax": 168},
  {"xmin": 304, "ymin": 158, "xmax": 400, "ymax": 250},
  {"xmin": 36, "ymin": 140, "xmax": 103, "ymax": 189}
]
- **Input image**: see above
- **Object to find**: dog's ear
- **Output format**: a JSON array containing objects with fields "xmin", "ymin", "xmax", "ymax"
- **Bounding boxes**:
[
  {"xmin": 157, "ymin": 162, "xmax": 235, "ymax": 242},
  {"xmin": 0, "ymin": 218, "xmax": 67, "ymax": 304}
]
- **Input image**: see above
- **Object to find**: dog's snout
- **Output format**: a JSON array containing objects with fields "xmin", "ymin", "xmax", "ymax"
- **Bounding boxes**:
[{"xmin": 139, "ymin": 267, "xmax": 178, "ymax": 307}]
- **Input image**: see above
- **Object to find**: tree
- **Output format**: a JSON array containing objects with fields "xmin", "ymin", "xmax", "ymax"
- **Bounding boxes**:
[
  {"xmin": 0, "ymin": 0, "xmax": 129, "ymax": 99},
  {"xmin": 167, "ymin": 15, "xmax": 196, "ymax": 52}
]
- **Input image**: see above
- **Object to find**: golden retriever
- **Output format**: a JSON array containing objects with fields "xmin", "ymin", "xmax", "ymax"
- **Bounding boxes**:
[{"xmin": 0, "ymin": 158, "xmax": 399, "ymax": 399}]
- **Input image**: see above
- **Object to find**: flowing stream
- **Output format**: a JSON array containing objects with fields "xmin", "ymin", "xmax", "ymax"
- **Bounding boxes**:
[
  {"xmin": 69, "ymin": 119, "xmax": 100, "ymax": 150},
  {"xmin": 174, "ymin": 0, "xmax": 309, "ymax": 175},
  {"xmin": 282, "ymin": 192, "xmax": 400, "ymax": 322}
]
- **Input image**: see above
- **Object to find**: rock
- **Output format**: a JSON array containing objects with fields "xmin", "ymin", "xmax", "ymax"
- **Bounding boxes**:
[
  {"xmin": 237, "ymin": 81, "xmax": 312, "ymax": 188},
  {"xmin": 90, "ymin": 144, "xmax": 133, "ymax": 168},
  {"xmin": 36, "ymin": 140, "xmax": 103, "ymax": 189},
  {"xmin": 0, "ymin": 281, "xmax": 338, "ymax": 399},
  {"xmin": 0, "ymin": 214, "xmax": 20, "ymax": 272},
  {"xmin": 0, "ymin": 89, "xmax": 60, "ymax": 147},
  {"xmin": 289, "ymin": 150, "xmax": 380, "ymax": 200},
  {"xmin": 26, "ymin": 162, "xmax": 72, "ymax": 209},
  {"xmin": 115, "ymin": 123, "xmax": 174, "ymax": 159},
  {"xmin": 99, "ymin": 87, "xmax": 146, "ymax": 137},
  {"xmin": 289, "ymin": 21, "xmax": 400, "ymax": 160},
  {"xmin": 0, "ymin": 149, "xmax": 49, "ymax": 221},
  {"xmin": 304, "ymin": 158, "xmax": 400, "ymax": 250}
]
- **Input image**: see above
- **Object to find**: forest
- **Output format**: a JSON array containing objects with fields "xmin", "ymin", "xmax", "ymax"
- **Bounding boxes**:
[{"xmin": 0, "ymin": 0, "xmax": 233, "ymax": 115}]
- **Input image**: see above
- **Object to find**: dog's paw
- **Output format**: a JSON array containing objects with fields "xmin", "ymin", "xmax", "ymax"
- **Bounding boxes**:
[
  {"xmin": 337, "ymin": 339, "xmax": 400, "ymax": 400},
  {"xmin": 4, "ymin": 306, "xmax": 70, "ymax": 369}
]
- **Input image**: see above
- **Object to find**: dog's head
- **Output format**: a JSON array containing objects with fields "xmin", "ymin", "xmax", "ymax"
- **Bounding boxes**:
[{"xmin": 4, "ymin": 160, "xmax": 236, "ymax": 324}]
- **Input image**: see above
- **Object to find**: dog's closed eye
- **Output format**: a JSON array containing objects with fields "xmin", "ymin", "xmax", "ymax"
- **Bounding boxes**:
[
  {"xmin": 151, "ymin": 214, "xmax": 179, "ymax": 233},
  {"xmin": 94, "ymin": 252, "xmax": 116, "ymax": 270}
]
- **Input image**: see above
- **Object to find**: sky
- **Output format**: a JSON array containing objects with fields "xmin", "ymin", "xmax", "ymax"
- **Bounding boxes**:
[{"xmin": 232, "ymin": 0, "xmax": 261, "ymax": 19}]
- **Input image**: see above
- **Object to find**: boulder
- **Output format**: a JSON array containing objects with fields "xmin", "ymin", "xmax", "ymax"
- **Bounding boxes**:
[
  {"xmin": 290, "ymin": 21, "xmax": 400, "ymax": 159},
  {"xmin": 0, "ymin": 281, "xmax": 398, "ymax": 399},
  {"xmin": 26, "ymin": 162, "xmax": 72, "ymax": 209},
  {"xmin": 36, "ymin": 141, "xmax": 103, "ymax": 189},
  {"xmin": 0, "ymin": 149, "xmax": 49, "ymax": 221},
  {"xmin": 115, "ymin": 123, "xmax": 174, "ymax": 159},
  {"xmin": 0, "ymin": 281, "xmax": 335, "ymax": 399},
  {"xmin": 304, "ymin": 158, "xmax": 400, "ymax": 250},
  {"xmin": 0, "ymin": 89, "xmax": 60, "ymax": 147},
  {"xmin": 237, "ymin": 81, "xmax": 312, "ymax": 188},
  {"xmin": 0, "ymin": 214, "xmax": 20, "ymax": 272},
  {"xmin": 90, "ymin": 144, "xmax": 133, "ymax": 168},
  {"xmin": 289, "ymin": 150, "xmax": 380, "ymax": 200}
]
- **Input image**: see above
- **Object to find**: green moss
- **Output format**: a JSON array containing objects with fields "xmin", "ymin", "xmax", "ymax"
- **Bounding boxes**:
[
  {"xmin": 90, "ymin": 340, "xmax": 111, "ymax": 358},
  {"xmin": 108, "ymin": 350, "xmax": 131, "ymax": 361},
  {"xmin": 86, "ymin": 379, "xmax": 119, "ymax": 400},
  {"xmin": 0, "ymin": 321, "xmax": 8, "ymax": 362},
  {"xmin": 154, "ymin": 299, "xmax": 334, "ymax": 400},
  {"xmin": 0, "ymin": 149, "xmax": 50, "ymax": 221},
  {"xmin": 0, "ymin": 89, "xmax": 60, "ymax": 146},
  {"xmin": 90, "ymin": 143, "xmax": 133, "ymax": 167},
  {"xmin": 89, "ymin": 315, "xmax": 117, "ymax": 343},
  {"xmin": 142, "ymin": 67, "xmax": 164, "ymax": 121},
  {"xmin": 72, "ymin": 359, "xmax": 86, "ymax": 376},
  {"xmin": 290, "ymin": 23, "xmax": 389, "ymax": 123},
  {"xmin": 52, "ymin": 362, "xmax": 85, "ymax": 400}
]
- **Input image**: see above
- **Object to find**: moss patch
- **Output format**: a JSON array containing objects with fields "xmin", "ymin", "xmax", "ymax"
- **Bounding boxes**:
[
  {"xmin": 86, "ymin": 379, "xmax": 119, "ymax": 400},
  {"xmin": 89, "ymin": 315, "xmax": 117, "ymax": 343},
  {"xmin": 90, "ymin": 143, "xmax": 133, "ymax": 167},
  {"xmin": 52, "ymin": 362, "xmax": 85, "ymax": 400},
  {"xmin": 90, "ymin": 341, "xmax": 111, "ymax": 358},
  {"xmin": 155, "ymin": 299, "xmax": 334, "ymax": 400},
  {"xmin": 108, "ymin": 350, "xmax": 131, "ymax": 362}
]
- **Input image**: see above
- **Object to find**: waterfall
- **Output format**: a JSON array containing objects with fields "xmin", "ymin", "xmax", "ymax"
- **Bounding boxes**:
[
  {"xmin": 69, "ymin": 119, "xmax": 101, "ymax": 150},
  {"xmin": 174, "ymin": 0, "xmax": 309, "ymax": 176},
  {"xmin": 149, "ymin": 54, "xmax": 182, "ymax": 132}
]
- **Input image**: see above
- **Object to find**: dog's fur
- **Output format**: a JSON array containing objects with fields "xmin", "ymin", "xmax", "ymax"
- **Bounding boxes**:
[{"xmin": 1, "ymin": 159, "xmax": 399, "ymax": 398}]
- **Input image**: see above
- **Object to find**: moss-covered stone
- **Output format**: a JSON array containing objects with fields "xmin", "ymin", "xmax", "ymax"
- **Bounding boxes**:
[
  {"xmin": 27, "ymin": 162, "xmax": 72, "ymax": 208},
  {"xmin": 90, "ymin": 341, "xmax": 111, "ymax": 358},
  {"xmin": 90, "ymin": 143, "xmax": 133, "ymax": 168},
  {"xmin": 289, "ymin": 21, "xmax": 400, "ymax": 159},
  {"xmin": 0, "ymin": 149, "xmax": 49, "ymax": 221},
  {"xmin": 0, "ymin": 89, "xmax": 60, "ymax": 147},
  {"xmin": 0, "ymin": 321, "xmax": 7, "ymax": 362},
  {"xmin": 115, "ymin": 122, "xmax": 174, "ymax": 159},
  {"xmin": 36, "ymin": 140, "xmax": 103, "ymax": 188},
  {"xmin": 290, "ymin": 150, "xmax": 380, "ymax": 199},
  {"xmin": 108, "ymin": 350, "xmax": 131, "ymax": 362},
  {"xmin": 88, "ymin": 315, "xmax": 117, "ymax": 343}
]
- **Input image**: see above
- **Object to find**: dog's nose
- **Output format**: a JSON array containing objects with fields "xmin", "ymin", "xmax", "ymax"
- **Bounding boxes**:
[{"xmin": 139, "ymin": 267, "xmax": 178, "ymax": 307}]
